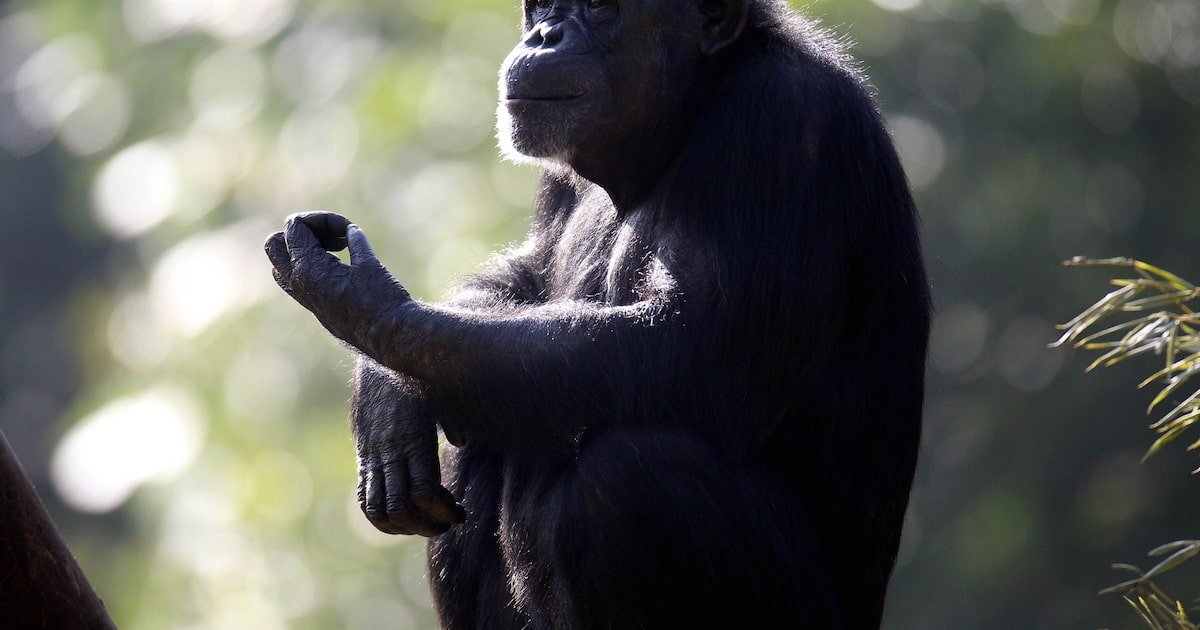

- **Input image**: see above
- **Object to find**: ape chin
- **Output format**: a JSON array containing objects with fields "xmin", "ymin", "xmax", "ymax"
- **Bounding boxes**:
[
  {"xmin": 495, "ymin": 101, "xmax": 573, "ymax": 165},
  {"xmin": 266, "ymin": 0, "xmax": 930, "ymax": 628}
]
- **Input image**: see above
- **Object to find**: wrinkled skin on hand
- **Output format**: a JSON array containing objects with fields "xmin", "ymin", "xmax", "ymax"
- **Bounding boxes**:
[
  {"xmin": 264, "ymin": 212, "xmax": 410, "ymax": 355},
  {"xmin": 351, "ymin": 361, "xmax": 465, "ymax": 536},
  {"xmin": 266, "ymin": 212, "xmax": 464, "ymax": 536}
]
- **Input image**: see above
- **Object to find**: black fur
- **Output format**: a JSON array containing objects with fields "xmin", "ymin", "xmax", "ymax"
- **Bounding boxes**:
[{"xmin": 266, "ymin": 0, "xmax": 929, "ymax": 627}]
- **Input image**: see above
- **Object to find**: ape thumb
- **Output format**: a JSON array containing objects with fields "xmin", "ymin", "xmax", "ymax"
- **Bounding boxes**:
[{"xmin": 347, "ymin": 224, "xmax": 378, "ymax": 266}]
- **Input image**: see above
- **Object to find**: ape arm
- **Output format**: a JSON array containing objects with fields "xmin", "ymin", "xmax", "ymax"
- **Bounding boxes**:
[
  {"xmin": 349, "ymin": 221, "xmax": 556, "ymax": 533},
  {"xmin": 350, "ymin": 361, "xmax": 465, "ymax": 536},
  {"xmin": 266, "ymin": 213, "xmax": 688, "ymax": 441},
  {"xmin": 351, "ymin": 221, "xmax": 553, "ymax": 445}
]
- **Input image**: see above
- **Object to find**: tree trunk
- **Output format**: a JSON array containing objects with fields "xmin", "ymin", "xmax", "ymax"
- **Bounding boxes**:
[{"xmin": 0, "ymin": 429, "xmax": 116, "ymax": 628}]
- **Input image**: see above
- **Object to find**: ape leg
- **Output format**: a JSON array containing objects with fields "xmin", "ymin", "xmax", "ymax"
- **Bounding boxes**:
[
  {"xmin": 428, "ymin": 448, "xmax": 529, "ymax": 630},
  {"xmin": 518, "ymin": 427, "xmax": 843, "ymax": 630}
]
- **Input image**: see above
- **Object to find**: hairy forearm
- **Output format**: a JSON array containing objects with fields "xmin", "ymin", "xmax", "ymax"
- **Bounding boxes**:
[
  {"xmin": 350, "ymin": 248, "xmax": 549, "ymax": 388},
  {"xmin": 350, "ymin": 258, "xmax": 554, "ymax": 442},
  {"xmin": 352, "ymin": 298, "xmax": 678, "ymax": 434},
  {"xmin": 376, "ymin": 299, "xmax": 667, "ymax": 374}
]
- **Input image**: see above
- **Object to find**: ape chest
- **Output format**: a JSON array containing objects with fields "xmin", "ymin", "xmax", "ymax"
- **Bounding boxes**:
[{"xmin": 546, "ymin": 206, "xmax": 650, "ymax": 305}]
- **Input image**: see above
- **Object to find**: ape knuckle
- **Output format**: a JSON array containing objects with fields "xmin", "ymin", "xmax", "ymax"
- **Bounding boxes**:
[
  {"xmin": 289, "ymin": 266, "xmax": 309, "ymax": 288},
  {"xmin": 385, "ymin": 498, "xmax": 414, "ymax": 518},
  {"xmin": 363, "ymin": 504, "xmax": 386, "ymax": 521},
  {"xmin": 409, "ymin": 482, "xmax": 435, "ymax": 503}
]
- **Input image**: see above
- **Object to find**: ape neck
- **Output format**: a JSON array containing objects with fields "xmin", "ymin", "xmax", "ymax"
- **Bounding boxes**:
[
  {"xmin": 570, "ymin": 144, "xmax": 679, "ymax": 214},
  {"xmin": 569, "ymin": 78, "xmax": 716, "ymax": 214}
]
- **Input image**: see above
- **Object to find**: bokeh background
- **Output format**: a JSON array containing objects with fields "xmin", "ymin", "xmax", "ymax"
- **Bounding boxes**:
[{"xmin": 0, "ymin": 0, "xmax": 1198, "ymax": 627}]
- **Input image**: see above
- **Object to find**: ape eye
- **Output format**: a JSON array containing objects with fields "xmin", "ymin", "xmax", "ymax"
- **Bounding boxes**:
[{"xmin": 586, "ymin": 0, "xmax": 615, "ymax": 17}]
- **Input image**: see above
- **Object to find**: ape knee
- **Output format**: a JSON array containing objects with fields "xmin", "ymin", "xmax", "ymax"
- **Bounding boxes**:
[{"xmin": 528, "ymin": 427, "xmax": 840, "ymax": 628}]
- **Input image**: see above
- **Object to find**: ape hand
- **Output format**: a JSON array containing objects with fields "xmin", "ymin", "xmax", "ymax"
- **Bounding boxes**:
[
  {"xmin": 264, "ymin": 212, "xmax": 410, "ymax": 352},
  {"xmin": 353, "ymin": 364, "xmax": 466, "ymax": 536}
]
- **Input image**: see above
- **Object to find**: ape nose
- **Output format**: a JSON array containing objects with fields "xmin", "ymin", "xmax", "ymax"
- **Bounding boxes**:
[
  {"xmin": 541, "ymin": 23, "xmax": 565, "ymax": 47},
  {"xmin": 524, "ymin": 21, "xmax": 566, "ymax": 50}
]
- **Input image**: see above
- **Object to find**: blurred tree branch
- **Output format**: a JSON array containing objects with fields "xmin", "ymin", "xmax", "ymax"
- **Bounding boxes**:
[{"xmin": 0, "ymin": 429, "xmax": 115, "ymax": 628}]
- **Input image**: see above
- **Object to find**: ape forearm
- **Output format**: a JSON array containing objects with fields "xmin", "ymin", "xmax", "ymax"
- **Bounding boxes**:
[
  {"xmin": 351, "ymin": 260, "xmax": 548, "ymax": 444},
  {"xmin": 267, "ymin": 214, "xmax": 686, "ymax": 435},
  {"xmin": 351, "ymin": 358, "xmax": 406, "ymax": 430},
  {"xmin": 358, "ymin": 298, "xmax": 679, "ymax": 431}
]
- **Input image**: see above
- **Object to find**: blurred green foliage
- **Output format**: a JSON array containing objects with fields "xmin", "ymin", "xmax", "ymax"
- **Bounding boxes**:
[{"xmin": 0, "ymin": 0, "xmax": 1198, "ymax": 628}]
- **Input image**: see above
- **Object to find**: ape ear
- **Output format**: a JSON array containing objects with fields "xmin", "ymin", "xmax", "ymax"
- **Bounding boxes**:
[{"xmin": 696, "ymin": 0, "xmax": 749, "ymax": 56}]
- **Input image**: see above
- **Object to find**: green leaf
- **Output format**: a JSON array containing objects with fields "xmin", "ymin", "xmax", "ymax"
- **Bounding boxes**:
[
  {"xmin": 1150, "ymin": 390, "xmax": 1200, "ymax": 428},
  {"xmin": 1134, "ymin": 260, "xmax": 1198, "ymax": 291},
  {"xmin": 1123, "ymin": 596, "xmax": 1159, "ymax": 630},
  {"xmin": 1102, "ymin": 577, "xmax": 1149, "ymax": 595},
  {"xmin": 1143, "ymin": 420, "xmax": 1197, "ymax": 462},
  {"xmin": 1142, "ymin": 544, "xmax": 1200, "ymax": 579},
  {"xmin": 1148, "ymin": 541, "xmax": 1200, "ymax": 557},
  {"xmin": 1147, "ymin": 364, "xmax": 1200, "ymax": 413},
  {"xmin": 1122, "ymin": 290, "xmax": 1200, "ymax": 312}
]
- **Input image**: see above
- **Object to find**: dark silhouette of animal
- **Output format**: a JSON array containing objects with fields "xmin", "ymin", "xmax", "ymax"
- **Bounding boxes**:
[{"xmin": 266, "ymin": 0, "xmax": 930, "ymax": 627}]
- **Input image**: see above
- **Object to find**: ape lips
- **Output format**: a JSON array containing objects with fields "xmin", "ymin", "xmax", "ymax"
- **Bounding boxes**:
[{"xmin": 266, "ymin": 0, "xmax": 929, "ymax": 628}]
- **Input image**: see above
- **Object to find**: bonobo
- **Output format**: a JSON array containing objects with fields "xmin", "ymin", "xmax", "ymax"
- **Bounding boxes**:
[{"xmin": 265, "ymin": 0, "xmax": 929, "ymax": 627}]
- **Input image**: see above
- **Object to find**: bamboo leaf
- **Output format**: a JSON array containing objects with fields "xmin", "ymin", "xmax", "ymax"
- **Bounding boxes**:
[
  {"xmin": 1123, "ymin": 291, "xmax": 1200, "ymax": 312},
  {"xmin": 1143, "ymin": 421, "xmax": 1196, "ymax": 462},
  {"xmin": 1101, "ymin": 342, "xmax": 1161, "ymax": 369},
  {"xmin": 1140, "ymin": 596, "xmax": 1168, "ymax": 630},
  {"xmin": 1147, "ymin": 364, "xmax": 1200, "ymax": 413},
  {"xmin": 1134, "ymin": 260, "xmax": 1198, "ymax": 291},
  {"xmin": 1142, "ymin": 544, "xmax": 1200, "ymax": 579},
  {"xmin": 1123, "ymin": 315, "xmax": 1170, "ymax": 346},
  {"xmin": 1148, "ymin": 541, "xmax": 1200, "ymax": 557},
  {"xmin": 1056, "ymin": 284, "xmax": 1141, "ymax": 340},
  {"xmin": 1072, "ymin": 317, "xmax": 1157, "ymax": 347},
  {"xmin": 1124, "ymin": 596, "xmax": 1157, "ymax": 628},
  {"xmin": 1139, "ymin": 357, "xmax": 1194, "ymax": 389},
  {"xmin": 1102, "ymin": 577, "xmax": 1150, "ymax": 595},
  {"xmin": 1090, "ymin": 345, "xmax": 1132, "ymax": 372},
  {"xmin": 1063, "ymin": 256, "xmax": 1136, "ymax": 268},
  {"xmin": 1153, "ymin": 411, "xmax": 1200, "ymax": 437},
  {"xmin": 1146, "ymin": 595, "xmax": 1180, "ymax": 625},
  {"xmin": 1150, "ymin": 390, "xmax": 1200, "ymax": 428},
  {"xmin": 1166, "ymin": 322, "xmax": 1178, "ymax": 378}
]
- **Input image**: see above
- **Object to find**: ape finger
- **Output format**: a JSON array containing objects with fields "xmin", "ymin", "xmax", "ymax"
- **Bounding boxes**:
[
  {"xmin": 406, "ymin": 447, "xmax": 467, "ymax": 525},
  {"xmin": 294, "ymin": 211, "xmax": 350, "ymax": 252},
  {"xmin": 264, "ymin": 232, "xmax": 293, "ymax": 277},
  {"xmin": 356, "ymin": 466, "xmax": 368, "ymax": 507},
  {"xmin": 363, "ymin": 465, "xmax": 412, "ymax": 535},
  {"xmin": 420, "ymin": 485, "xmax": 467, "ymax": 526},
  {"xmin": 347, "ymin": 224, "xmax": 381, "ymax": 267},
  {"xmin": 283, "ymin": 214, "xmax": 331, "ymax": 265},
  {"xmin": 383, "ymin": 460, "xmax": 450, "ymax": 537}
]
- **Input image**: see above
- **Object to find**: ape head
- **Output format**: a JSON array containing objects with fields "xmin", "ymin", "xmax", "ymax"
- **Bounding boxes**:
[{"xmin": 497, "ymin": 0, "xmax": 750, "ymax": 183}]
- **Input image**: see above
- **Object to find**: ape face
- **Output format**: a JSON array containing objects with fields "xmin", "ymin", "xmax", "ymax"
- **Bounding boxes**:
[{"xmin": 497, "ymin": 0, "xmax": 719, "ymax": 169}]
